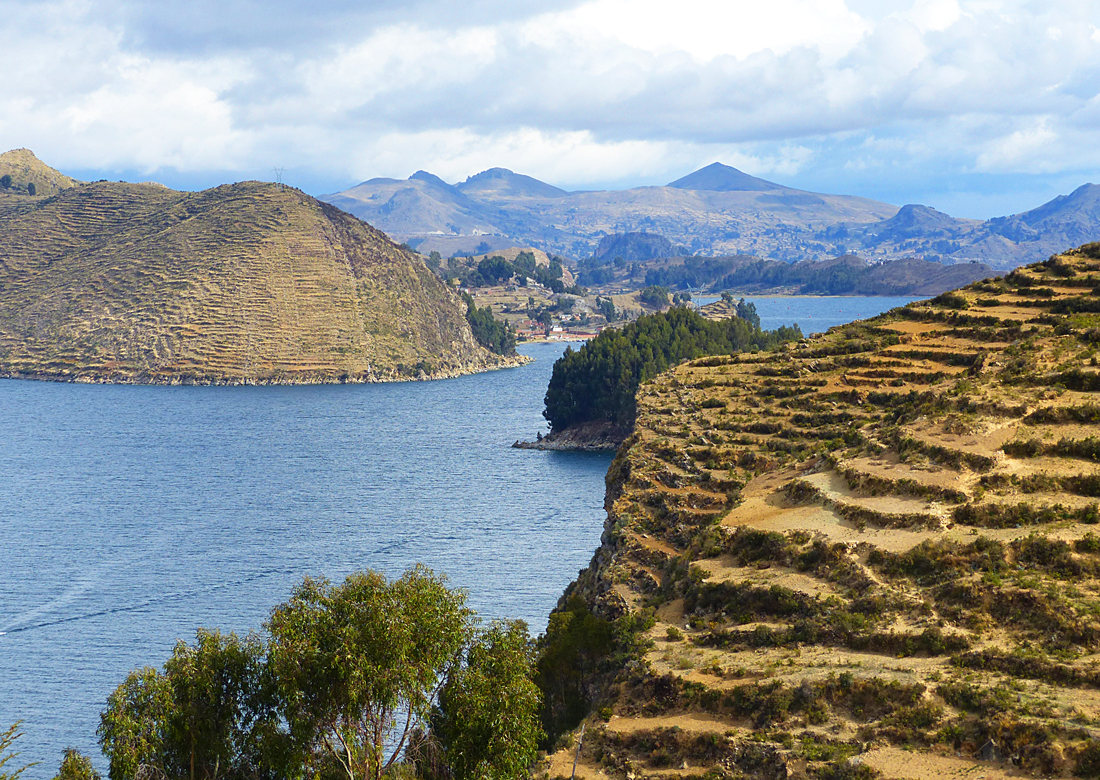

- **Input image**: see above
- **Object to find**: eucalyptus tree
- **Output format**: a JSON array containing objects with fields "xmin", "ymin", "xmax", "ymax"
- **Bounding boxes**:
[
  {"xmin": 433, "ymin": 620, "xmax": 543, "ymax": 780},
  {"xmin": 266, "ymin": 566, "xmax": 474, "ymax": 780},
  {"xmin": 98, "ymin": 566, "xmax": 541, "ymax": 780},
  {"xmin": 99, "ymin": 631, "xmax": 284, "ymax": 780},
  {"xmin": 0, "ymin": 722, "xmax": 37, "ymax": 780}
]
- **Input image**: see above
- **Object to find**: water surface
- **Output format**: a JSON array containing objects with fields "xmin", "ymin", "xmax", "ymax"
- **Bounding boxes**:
[{"xmin": 0, "ymin": 296, "xmax": 911, "ymax": 775}]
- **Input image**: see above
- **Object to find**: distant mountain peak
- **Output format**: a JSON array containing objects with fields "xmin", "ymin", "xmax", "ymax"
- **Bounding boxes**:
[
  {"xmin": 465, "ymin": 167, "xmax": 515, "ymax": 182},
  {"xmin": 0, "ymin": 147, "xmax": 80, "ymax": 197},
  {"xmin": 409, "ymin": 170, "xmax": 455, "ymax": 191},
  {"xmin": 885, "ymin": 204, "xmax": 958, "ymax": 229},
  {"xmin": 667, "ymin": 162, "xmax": 788, "ymax": 193},
  {"xmin": 457, "ymin": 168, "xmax": 567, "ymax": 199}
]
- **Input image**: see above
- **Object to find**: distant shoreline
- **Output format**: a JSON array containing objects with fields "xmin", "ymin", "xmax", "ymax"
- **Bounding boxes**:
[{"xmin": 0, "ymin": 353, "xmax": 533, "ymax": 387}]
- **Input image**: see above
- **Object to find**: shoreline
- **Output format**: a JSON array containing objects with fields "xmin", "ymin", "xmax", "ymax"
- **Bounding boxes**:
[
  {"xmin": 513, "ymin": 420, "xmax": 627, "ymax": 452},
  {"xmin": 0, "ymin": 353, "xmax": 533, "ymax": 387}
]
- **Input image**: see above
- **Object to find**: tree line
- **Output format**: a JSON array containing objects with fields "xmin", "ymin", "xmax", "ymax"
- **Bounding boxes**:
[
  {"xmin": 543, "ymin": 307, "xmax": 801, "ymax": 433},
  {"xmin": 462, "ymin": 293, "xmax": 516, "ymax": 356},
  {"xmin": 445, "ymin": 252, "xmax": 583, "ymax": 296},
  {"xmin": 3, "ymin": 566, "xmax": 640, "ymax": 780}
]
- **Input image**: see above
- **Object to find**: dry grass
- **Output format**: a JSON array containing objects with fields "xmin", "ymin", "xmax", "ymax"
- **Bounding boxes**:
[
  {"xmin": 0, "ymin": 180, "xmax": 509, "ymax": 383},
  {"xmin": 538, "ymin": 249, "xmax": 1100, "ymax": 779}
]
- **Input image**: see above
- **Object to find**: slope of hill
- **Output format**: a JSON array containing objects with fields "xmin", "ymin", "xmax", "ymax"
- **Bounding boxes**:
[
  {"xmin": 632, "ymin": 253, "xmax": 994, "ymax": 296},
  {"xmin": 594, "ymin": 232, "xmax": 686, "ymax": 263},
  {"xmin": 0, "ymin": 174, "xmax": 514, "ymax": 384},
  {"xmin": 667, "ymin": 162, "xmax": 790, "ymax": 193},
  {"xmin": 538, "ymin": 243, "xmax": 1100, "ymax": 779},
  {"xmin": 325, "ymin": 165, "xmax": 1100, "ymax": 271},
  {"xmin": 0, "ymin": 148, "xmax": 80, "ymax": 198}
]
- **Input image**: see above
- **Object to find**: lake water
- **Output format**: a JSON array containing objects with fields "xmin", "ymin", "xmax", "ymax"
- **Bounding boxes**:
[
  {"xmin": 694, "ymin": 295, "xmax": 922, "ymax": 335},
  {"xmin": 0, "ymin": 296, "xmax": 915, "ymax": 776}
]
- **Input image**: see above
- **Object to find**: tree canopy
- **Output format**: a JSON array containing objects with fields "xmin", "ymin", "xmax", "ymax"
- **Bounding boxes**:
[
  {"xmin": 432, "ymin": 620, "xmax": 543, "ymax": 780},
  {"xmin": 543, "ymin": 307, "xmax": 800, "ymax": 432},
  {"xmin": 462, "ymin": 293, "xmax": 516, "ymax": 356},
  {"xmin": 267, "ymin": 568, "xmax": 473, "ymax": 780},
  {"xmin": 98, "ymin": 568, "xmax": 542, "ymax": 780}
]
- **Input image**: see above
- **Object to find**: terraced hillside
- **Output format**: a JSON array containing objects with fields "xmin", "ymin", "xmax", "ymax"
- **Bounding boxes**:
[
  {"xmin": 0, "ymin": 179, "xmax": 511, "ymax": 383},
  {"xmin": 546, "ymin": 244, "xmax": 1100, "ymax": 779},
  {"xmin": 0, "ymin": 148, "xmax": 79, "ymax": 198}
]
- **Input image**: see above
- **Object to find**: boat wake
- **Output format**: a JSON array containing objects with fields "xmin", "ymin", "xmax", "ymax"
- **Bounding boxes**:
[{"xmin": 0, "ymin": 566, "xmax": 292, "ymax": 636}]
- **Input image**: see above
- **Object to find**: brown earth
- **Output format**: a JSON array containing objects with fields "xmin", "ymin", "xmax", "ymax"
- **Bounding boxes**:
[
  {"xmin": 0, "ymin": 171, "xmax": 517, "ymax": 383},
  {"xmin": 538, "ymin": 245, "xmax": 1100, "ymax": 779}
]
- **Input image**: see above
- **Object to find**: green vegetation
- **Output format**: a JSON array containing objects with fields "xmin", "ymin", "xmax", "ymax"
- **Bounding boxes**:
[
  {"xmin": 637, "ymin": 285, "xmax": 670, "ymax": 308},
  {"xmin": 446, "ymin": 252, "xmax": 582, "ymax": 295},
  {"xmin": 543, "ymin": 307, "xmax": 800, "ymax": 432},
  {"xmin": 53, "ymin": 750, "xmax": 101, "ymax": 780},
  {"xmin": 98, "ymin": 567, "xmax": 541, "ymax": 780},
  {"xmin": 462, "ymin": 293, "xmax": 517, "ymax": 356},
  {"xmin": 0, "ymin": 723, "xmax": 36, "ymax": 780},
  {"xmin": 433, "ymin": 620, "xmax": 543, "ymax": 780}
]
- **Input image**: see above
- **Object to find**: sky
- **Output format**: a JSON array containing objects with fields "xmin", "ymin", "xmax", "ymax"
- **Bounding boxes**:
[{"xmin": 1, "ymin": 0, "xmax": 1099, "ymax": 218}]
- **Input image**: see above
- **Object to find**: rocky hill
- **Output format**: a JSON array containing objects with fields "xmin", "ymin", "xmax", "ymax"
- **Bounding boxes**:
[
  {"xmin": 541, "ymin": 244, "xmax": 1100, "ymax": 779},
  {"xmin": 325, "ymin": 164, "xmax": 1099, "ymax": 270},
  {"xmin": 0, "ymin": 148, "xmax": 80, "ymax": 198},
  {"xmin": 0, "ymin": 168, "xmax": 513, "ymax": 384}
]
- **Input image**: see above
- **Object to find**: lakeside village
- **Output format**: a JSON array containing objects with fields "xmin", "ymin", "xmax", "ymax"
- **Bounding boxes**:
[{"xmin": 454, "ymin": 274, "xmax": 702, "ymax": 343}]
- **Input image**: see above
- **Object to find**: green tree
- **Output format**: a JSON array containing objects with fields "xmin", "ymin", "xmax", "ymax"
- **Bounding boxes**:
[
  {"xmin": 0, "ymin": 175, "xmax": 11, "ymax": 190},
  {"xmin": 638, "ymin": 285, "xmax": 670, "ymax": 308},
  {"xmin": 267, "ymin": 567, "xmax": 474, "ymax": 780},
  {"xmin": 433, "ymin": 620, "xmax": 543, "ymax": 780},
  {"xmin": 735, "ymin": 298, "xmax": 761, "ymax": 328},
  {"xmin": 534, "ymin": 597, "xmax": 615, "ymax": 745},
  {"xmin": 52, "ymin": 749, "xmax": 100, "ymax": 780},
  {"xmin": 99, "ymin": 633, "xmax": 284, "ymax": 780},
  {"xmin": 162, "ymin": 630, "xmax": 282, "ymax": 780},
  {"xmin": 98, "ymin": 668, "xmax": 174, "ymax": 780},
  {"xmin": 0, "ymin": 722, "xmax": 37, "ymax": 780},
  {"xmin": 477, "ymin": 256, "xmax": 514, "ymax": 284},
  {"xmin": 461, "ymin": 293, "xmax": 516, "ymax": 356},
  {"xmin": 26, "ymin": 183, "xmax": 36, "ymax": 196}
]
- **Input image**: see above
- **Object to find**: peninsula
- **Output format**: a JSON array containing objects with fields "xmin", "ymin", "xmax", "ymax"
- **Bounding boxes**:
[{"xmin": 0, "ymin": 150, "xmax": 519, "ymax": 384}]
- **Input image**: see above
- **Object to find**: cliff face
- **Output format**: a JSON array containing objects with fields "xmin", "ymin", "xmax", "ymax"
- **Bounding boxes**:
[
  {"xmin": 0, "ymin": 178, "xmax": 510, "ymax": 383},
  {"xmin": 550, "ymin": 244, "xmax": 1100, "ymax": 779}
]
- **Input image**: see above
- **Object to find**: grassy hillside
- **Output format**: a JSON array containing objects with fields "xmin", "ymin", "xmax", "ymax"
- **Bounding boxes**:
[
  {"xmin": 0, "ymin": 148, "xmax": 80, "ymax": 198},
  {"xmin": 540, "ymin": 244, "xmax": 1100, "ymax": 779},
  {"xmin": 0, "ymin": 178, "xmax": 509, "ymax": 383}
]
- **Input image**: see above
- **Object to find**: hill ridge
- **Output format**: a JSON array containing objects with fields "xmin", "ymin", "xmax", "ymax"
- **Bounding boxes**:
[
  {"xmin": 0, "ymin": 176, "xmax": 516, "ymax": 384},
  {"xmin": 540, "ymin": 242, "xmax": 1100, "ymax": 780}
]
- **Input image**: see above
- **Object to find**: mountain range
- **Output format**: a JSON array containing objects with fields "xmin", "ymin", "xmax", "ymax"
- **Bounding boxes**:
[{"xmin": 324, "ymin": 163, "xmax": 1100, "ymax": 270}]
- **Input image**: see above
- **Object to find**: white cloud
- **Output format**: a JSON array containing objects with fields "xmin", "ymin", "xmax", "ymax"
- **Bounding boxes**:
[
  {"xmin": 529, "ymin": 0, "xmax": 871, "ymax": 63},
  {"xmin": 897, "ymin": 0, "xmax": 962, "ymax": 32},
  {"xmin": 1, "ymin": 0, "xmax": 1100, "ymax": 211}
]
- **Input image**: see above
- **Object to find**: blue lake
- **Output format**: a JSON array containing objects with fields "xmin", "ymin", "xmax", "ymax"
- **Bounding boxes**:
[
  {"xmin": 694, "ymin": 294, "xmax": 922, "ymax": 335},
  {"xmin": 0, "ymin": 295, "xmax": 918, "ymax": 776}
]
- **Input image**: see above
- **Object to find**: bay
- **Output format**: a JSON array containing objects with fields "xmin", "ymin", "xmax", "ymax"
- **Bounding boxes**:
[
  {"xmin": 694, "ymin": 294, "xmax": 923, "ymax": 334},
  {"xmin": 0, "ymin": 295, "xmax": 914, "ymax": 776}
]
